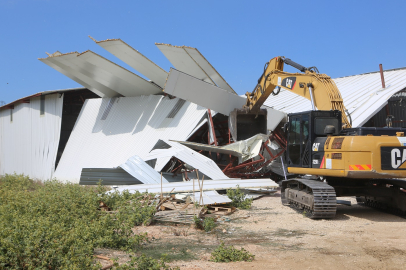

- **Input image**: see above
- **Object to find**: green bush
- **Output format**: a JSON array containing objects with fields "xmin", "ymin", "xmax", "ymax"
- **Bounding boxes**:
[
  {"xmin": 210, "ymin": 242, "xmax": 255, "ymax": 262},
  {"xmin": 114, "ymin": 254, "xmax": 179, "ymax": 270},
  {"xmin": 226, "ymin": 185, "xmax": 253, "ymax": 209},
  {"xmin": 0, "ymin": 174, "xmax": 156, "ymax": 269},
  {"xmin": 193, "ymin": 216, "xmax": 216, "ymax": 232}
]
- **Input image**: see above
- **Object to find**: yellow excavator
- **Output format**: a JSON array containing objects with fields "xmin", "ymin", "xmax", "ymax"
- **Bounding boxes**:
[{"xmin": 243, "ymin": 56, "xmax": 406, "ymax": 218}]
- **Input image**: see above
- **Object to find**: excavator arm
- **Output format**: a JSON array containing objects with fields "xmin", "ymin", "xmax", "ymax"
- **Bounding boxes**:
[{"xmin": 245, "ymin": 57, "xmax": 351, "ymax": 128}]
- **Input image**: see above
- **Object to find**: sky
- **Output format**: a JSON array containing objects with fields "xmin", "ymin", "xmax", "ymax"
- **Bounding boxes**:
[{"xmin": 1, "ymin": 0, "xmax": 406, "ymax": 104}]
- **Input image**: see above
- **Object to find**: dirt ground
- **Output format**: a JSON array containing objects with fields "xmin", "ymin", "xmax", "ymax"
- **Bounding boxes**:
[{"xmin": 97, "ymin": 190, "xmax": 406, "ymax": 270}]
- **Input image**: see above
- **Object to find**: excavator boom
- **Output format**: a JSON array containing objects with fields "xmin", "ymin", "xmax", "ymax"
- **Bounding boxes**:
[{"xmin": 245, "ymin": 57, "xmax": 351, "ymax": 128}]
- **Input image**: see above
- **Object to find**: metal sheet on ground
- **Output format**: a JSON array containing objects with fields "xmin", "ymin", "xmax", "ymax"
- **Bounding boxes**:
[{"xmin": 107, "ymin": 178, "xmax": 278, "ymax": 194}]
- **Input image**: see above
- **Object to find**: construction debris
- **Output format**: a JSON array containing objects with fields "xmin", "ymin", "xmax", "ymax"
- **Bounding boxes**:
[{"xmin": 144, "ymin": 139, "xmax": 229, "ymax": 180}]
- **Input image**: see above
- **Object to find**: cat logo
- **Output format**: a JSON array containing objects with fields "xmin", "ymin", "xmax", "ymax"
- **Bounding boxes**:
[
  {"xmin": 381, "ymin": 147, "xmax": 406, "ymax": 170},
  {"xmin": 286, "ymin": 79, "xmax": 293, "ymax": 88},
  {"xmin": 281, "ymin": 77, "xmax": 297, "ymax": 90},
  {"xmin": 391, "ymin": 148, "xmax": 406, "ymax": 169},
  {"xmin": 312, "ymin": 143, "xmax": 320, "ymax": 151}
]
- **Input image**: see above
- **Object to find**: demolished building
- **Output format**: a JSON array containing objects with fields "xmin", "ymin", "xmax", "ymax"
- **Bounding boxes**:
[{"xmin": 1, "ymin": 37, "xmax": 406, "ymax": 184}]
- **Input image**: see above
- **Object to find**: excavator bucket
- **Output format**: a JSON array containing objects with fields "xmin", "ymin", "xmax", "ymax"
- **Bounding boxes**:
[{"xmin": 229, "ymin": 108, "xmax": 268, "ymax": 141}]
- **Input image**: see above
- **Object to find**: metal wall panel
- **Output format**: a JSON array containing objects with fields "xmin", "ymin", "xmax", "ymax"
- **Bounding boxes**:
[
  {"xmin": 119, "ymin": 155, "xmax": 169, "ymax": 184},
  {"xmin": 183, "ymin": 47, "xmax": 235, "ymax": 94},
  {"xmin": 157, "ymin": 44, "xmax": 215, "ymax": 85},
  {"xmin": 0, "ymin": 94, "xmax": 63, "ymax": 180},
  {"xmin": 95, "ymin": 39, "xmax": 168, "ymax": 88},
  {"xmin": 40, "ymin": 53, "xmax": 118, "ymax": 97},
  {"xmin": 53, "ymin": 95, "xmax": 207, "ymax": 183},
  {"xmin": 164, "ymin": 69, "xmax": 246, "ymax": 116},
  {"xmin": 156, "ymin": 44, "xmax": 236, "ymax": 94}
]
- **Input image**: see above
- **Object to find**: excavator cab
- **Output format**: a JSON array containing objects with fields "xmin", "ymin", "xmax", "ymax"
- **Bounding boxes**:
[{"xmin": 286, "ymin": 110, "xmax": 342, "ymax": 168}]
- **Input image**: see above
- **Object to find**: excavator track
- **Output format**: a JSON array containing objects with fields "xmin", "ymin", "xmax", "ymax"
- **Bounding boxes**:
[{"xmin": 281, "ymin": 179, "xmax": 337, "ymax": 219}]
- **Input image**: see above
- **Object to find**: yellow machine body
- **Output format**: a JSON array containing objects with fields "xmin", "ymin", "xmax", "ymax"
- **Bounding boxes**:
[{"xmin": 288, "ymin": 135, "xmax": 406, "ymax": 179}]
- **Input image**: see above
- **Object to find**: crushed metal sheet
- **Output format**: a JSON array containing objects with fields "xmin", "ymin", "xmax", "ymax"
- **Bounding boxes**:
[
  {"xmin": 107, "ymin": 178, "xmax": 278, "ymax": 194},
  {"xmin": 144, "ymin": 139, "xmax": 228, "ymax": 180},
  {"xmin": 118, "ymin": 155, "xmax": 169, "ymax": 184},
  {"xmin": 94, "ymin": 38, "xmax": 168, "ymax": 88},
  {"xmin": 171, "ymin": 133, "xmax": 268, "ymax": 163}
]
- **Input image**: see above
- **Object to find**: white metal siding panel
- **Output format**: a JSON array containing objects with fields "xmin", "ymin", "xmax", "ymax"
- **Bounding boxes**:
[
  {"xmin": 40, "ymin": 51, "xmax": 162, "ymax": 98},
  {"xmin": 0, "ymin": 94, "xmax": 63, "ymax": 180},
  {"xmin": 40, "ymin": 55, "xmax": 118, "ymax": 97},
  {"xmin": 164, "ymin": 69, "xmax": 246, "ymax": 116},
  {"xmin": 77, "ymin": 51, "xmax": 162, "ymax": 96},
  {"xmin": 96, "ymin": 39, "xmax": 168, "ymax": 88},
  {"xmin": 53, "ymin": 95, "xmax": 207, "ymax": 183},
  {"xmin": 109, "ymin": 178, "xmax": 278, "ymax": 194},
  {"xmin": 156, "ymin": 44, "xmax": 215, "ymax": 84},
  {"xmin": 119, "ymin": 155, "xmax": 169, "ymax": 184},
  {"xmin": 183, "ymin": 47, "xmax": 236, "ymax": 94}
]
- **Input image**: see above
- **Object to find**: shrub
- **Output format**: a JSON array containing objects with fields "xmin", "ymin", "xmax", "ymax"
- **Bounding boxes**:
[
  {"xmin": 193, "ymin": 216, "xmax": 216, "ymax": 232},
  {"xmin": 0, "ymin": 174, "xmax": 156, "ymax": 269},
  {"xmin": 210, "ymin": 242, "xmax": 255, "ymax": 262},
  {"xmin": 114, "ymin": 254, "xmax": 179, "ymax": 270},
  {"xmin": 226, "ymin": 185, "xmax": 253, "ymax": 209}
]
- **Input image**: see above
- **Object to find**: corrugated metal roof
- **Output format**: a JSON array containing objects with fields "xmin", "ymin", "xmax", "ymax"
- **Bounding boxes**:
[
  {"xmin": 39, "ymin": 50, "xmax": 162, "ymax": 98},
  {"xmin": 263, "ymin": 67, "xmax": 406, "ymax": 127},
  {"xmin": 93, "ymin": 38, "xmax": 168, "ymax": 88},
  {"xmin": 53, "ymin": 95, "xmax": 207, "ymax": 183},
  {"xmin": 144, "ymin": 139, "xmax": 228, "ymax": 180},
  {"xmin": 108, "ymin": 178, "xmax": 278, "ymax": 194}
]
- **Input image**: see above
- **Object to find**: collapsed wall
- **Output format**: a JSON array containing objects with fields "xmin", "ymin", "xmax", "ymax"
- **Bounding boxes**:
[{"xmin": 54, "ymin": 95, "xmax": 207, "ymax": 183}]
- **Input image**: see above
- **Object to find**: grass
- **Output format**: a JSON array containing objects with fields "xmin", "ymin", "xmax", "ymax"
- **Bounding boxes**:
[
  {"xmin": 139, "ymin": 238, "xmax": 214, "ymax": 262},
  {"xmin": 0, "ymin": 173, "xmax": 157, "ymax": 269}
]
